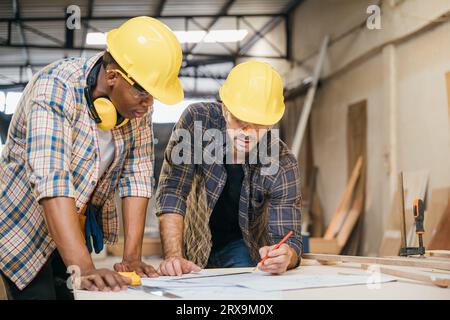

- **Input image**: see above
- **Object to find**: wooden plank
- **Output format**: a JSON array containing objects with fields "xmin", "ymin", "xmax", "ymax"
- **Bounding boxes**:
[
  {"xmin": 379, "ymin": 230, "xmax": 402, "ymax": 257},
  {"xmin": 341, "ymin": 100, "xmax": 367, "ymax": 255},
  {"xmin": 403, "ymin": 171, "xmax": 429, "ymax": 207},
  {"xmin": 387, "ymin": 172, "xmax": 429, "ymax": 232},
  {"xmin": 361, "ymin": 264, "xmax": 450, "ymax": 288},
  {"xmin": 429, "ymin": 200, "xmax": 450, "ymax": 250},
  {"xmin": 336, "ymin": 182, "xmax": 365, "ymax": 248},
  {"xmin": 323, "ymin": 156, "xmax": 363, "ymax": 239},
  {"xmin": 427, "ymin": 250, "xmax": 450, "ymax": 259},
  {"xmin": 302, "ymin": 253, "xmax": 450, "ymax": 271},
  {"xmin": 424, "ymin": 188, "xmax": 450, "ymax": 247},
  {"xmin": 346, "ymin": 100, "xmax": 367, "ymax": 178},
  {"xmin": 398, "ymin": 172, "xmax": 407, "ymax": 248},
  {"xmin": 310, "ymin": 191, "xmax": 324, "ymax": 237},
  {"xmin": 379, "ymin": 190, "xmax": 402, "ymax": 256},
  {"xmin": 309, "ymin": 238, "xmax": 341, "ymax": 254}
]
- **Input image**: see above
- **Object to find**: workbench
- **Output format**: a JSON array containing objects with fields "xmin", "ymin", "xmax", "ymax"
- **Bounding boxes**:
[{"xmin": 74, "ymin": 259, "xmax": 450, "ymax": 300}]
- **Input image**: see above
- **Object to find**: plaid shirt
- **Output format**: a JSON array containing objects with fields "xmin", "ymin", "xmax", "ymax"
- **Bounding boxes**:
[
  {"xmin": 0, "ymin": 53, "xmax": 154, "ymax": 290},
  {"xmin": 156, "ymin": 102, "xmax": 302, "ymax": 267}
]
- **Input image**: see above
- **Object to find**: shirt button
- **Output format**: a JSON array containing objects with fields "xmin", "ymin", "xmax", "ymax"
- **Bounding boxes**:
[{"xmin": 91, "ymin": 180, "xmax": 96, "ymax": 186}]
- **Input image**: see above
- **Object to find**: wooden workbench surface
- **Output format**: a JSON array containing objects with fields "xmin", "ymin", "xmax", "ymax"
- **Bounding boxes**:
[{"xmin": 74, "ymin": 259, "xmax": 450, "ymax": 300}]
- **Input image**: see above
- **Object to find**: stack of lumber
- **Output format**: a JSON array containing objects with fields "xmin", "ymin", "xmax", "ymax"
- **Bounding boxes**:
[
  {"xmin": 309, "ymin": 157, "xmax": 365, "ymax": 254},
  {"xmin": 303, "ymin": 252, "xmax": 450, "ymax": 288}
]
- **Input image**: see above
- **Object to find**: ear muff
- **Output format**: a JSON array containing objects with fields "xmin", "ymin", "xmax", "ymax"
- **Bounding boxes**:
[
  {"xmin": 84, "ymin": 58, "xmax": 129, "ymax": 131},
  {"xmin": 92, "ymin": 97, "xmax": 129, "ymax": 130}
]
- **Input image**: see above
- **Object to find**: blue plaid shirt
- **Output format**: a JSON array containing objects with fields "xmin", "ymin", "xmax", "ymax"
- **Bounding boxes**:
[
  {"xmin": 0, "ymin": 53, "xmax": 154, "ymax": 289},
  {"xmin": 156, "ymin": 102, "xmax": 302, "ymax": 267}
]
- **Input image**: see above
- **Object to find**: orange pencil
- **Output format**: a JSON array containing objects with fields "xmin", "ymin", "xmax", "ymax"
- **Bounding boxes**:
[{"xmin": 255, "ymin": 230, "xmax": 293, "ymax": 270}]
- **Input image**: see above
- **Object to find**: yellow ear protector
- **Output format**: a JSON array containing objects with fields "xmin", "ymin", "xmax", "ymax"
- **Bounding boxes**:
[{"xmin": 84, "ymin": 59, "xmax": 129, "ymax": 131}]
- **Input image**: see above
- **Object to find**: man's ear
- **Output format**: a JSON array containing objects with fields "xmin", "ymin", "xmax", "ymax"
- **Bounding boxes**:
[
  {"xmin": 221, "ymin": 103, "xmax": 228, "ymax": 118},
  {"xmin": 105, "ymin": 67, "xmax": 118, "ymax": 87}
]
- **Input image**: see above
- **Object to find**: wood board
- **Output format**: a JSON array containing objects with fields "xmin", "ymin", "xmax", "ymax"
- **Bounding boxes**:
[{"xmin": 303, "ymin": 253, "xmax": 450, "ymax": 271}]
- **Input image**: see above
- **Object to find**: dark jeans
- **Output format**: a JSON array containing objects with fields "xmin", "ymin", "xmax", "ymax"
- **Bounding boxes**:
[
  {"xmin": 207, "ymin": 238, "xmax": 255, "ymax": 268},
  {"xmin": 1, "ymin": 250, "xmax": 73, "ymax": 300}
]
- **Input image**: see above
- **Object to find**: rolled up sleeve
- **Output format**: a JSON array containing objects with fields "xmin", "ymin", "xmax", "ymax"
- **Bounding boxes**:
[
  {"xmin": 119, "ymin": 113, "xmax": 154, "ymax": 198},
  {"xmin": 267, "ymin": 157, "xmax": 303, "ymax": 264},
  {"xmin": 25, "ymin": 77, "xmax": 76, "ymax": 203}
]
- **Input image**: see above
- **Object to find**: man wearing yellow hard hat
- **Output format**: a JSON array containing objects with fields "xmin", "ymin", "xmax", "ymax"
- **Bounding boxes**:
[
  {"xmin": 0, "ymin": 17, "xmax": 183, "ymax": 299},
  {"xmin": 156, "ymin": 61, "xmax": 302, "ymax": 276}
]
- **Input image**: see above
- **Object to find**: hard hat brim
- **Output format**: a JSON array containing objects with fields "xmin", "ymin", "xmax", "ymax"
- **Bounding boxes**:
[
  {"xmin": 148, "ymin": 77, "xmax": 184, "ymax": 105},
  {"xmin": 219, "ymin": 86, "xmax": 284, "ymax": 126}
]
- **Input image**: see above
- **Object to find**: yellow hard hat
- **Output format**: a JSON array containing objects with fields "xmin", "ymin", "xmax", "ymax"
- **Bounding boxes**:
[
  {"xmin": 106, "ymin": 16, "xmax": 184, "ymax": 105},
  {"xmin": 219, "ymin": 60, "xmax": 285, "ymax": 126}
]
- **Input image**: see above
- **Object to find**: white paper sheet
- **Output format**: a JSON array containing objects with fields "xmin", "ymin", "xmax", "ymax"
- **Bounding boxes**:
[{"xmin": 141, "ymin": 269, "xmax": 397, "ymax": 293}]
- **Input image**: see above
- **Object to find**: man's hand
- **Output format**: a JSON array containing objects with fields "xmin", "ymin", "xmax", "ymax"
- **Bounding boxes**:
[
  {"xmin": 114, "ymin": 260, "xmax": 159, "ymax": 278},
  {"xmin": 158, "ymin": 256, "xmax": 202, "ymax": 276},
  {"xmin": 80, "ymin": 268, "xmax": 131, "ymax": 292},
  {"xmin": 257, "ymin": 244, "xmax": 294, "ymax": 274},
  {"xmin": 158, "ymin": 214, "xmax": 200, "ymax": 276}
]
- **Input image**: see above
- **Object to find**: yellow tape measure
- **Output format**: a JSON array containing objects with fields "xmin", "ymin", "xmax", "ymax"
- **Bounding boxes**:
[{"xmin": 118, "ymin": 271, "xmax": 142, "ymax": 286}]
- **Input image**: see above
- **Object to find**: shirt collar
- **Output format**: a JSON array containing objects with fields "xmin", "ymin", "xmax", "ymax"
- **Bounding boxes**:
[{"xmin": 84, "ymin": 52, "xmax": 105, "ymax": 85}]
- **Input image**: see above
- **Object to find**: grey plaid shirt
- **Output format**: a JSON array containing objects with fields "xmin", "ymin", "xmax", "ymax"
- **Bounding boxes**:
[{"xmin": 155, "ymin": 102, "xmax": 302, "ymax": 266}]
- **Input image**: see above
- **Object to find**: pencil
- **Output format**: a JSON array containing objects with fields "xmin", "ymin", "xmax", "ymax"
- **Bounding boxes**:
[{"xmin": 255, "ymin": 230, "xmax": 294, "ymax": 271}]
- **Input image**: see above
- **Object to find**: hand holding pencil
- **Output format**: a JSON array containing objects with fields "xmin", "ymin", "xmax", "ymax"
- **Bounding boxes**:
[{"xmin": 256, "ymin": 231, "xmax": 295, "ymax": 274}]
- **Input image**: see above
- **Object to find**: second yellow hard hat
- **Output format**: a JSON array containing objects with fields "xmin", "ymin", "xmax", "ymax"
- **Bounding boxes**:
[
  {"xmin": 219, "ymin": 60, "xmax": 285, "ymax": 126},
  {"xmin": 106, "ymin": 16, "xmax": 184, "ymax": 105}
]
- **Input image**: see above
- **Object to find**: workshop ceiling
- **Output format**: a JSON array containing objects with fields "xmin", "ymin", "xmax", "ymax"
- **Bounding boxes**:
[{"xmin": 0, "ymin": 0, "xmax": 303, "ymax": 97}]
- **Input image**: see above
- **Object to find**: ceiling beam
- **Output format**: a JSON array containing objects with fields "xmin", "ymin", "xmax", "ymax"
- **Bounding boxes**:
[
  {"xmin": 155, "ymin": 0, "xmax": 167, "ymax": 17},
  {"xmin": 21, "ymin": 23, "xmax": 64, "ymax": 46},
  {"xmin": 188, "ymin": 18, "xmax": 235, "ymax": 55},
  {"xmin": 80, "ymin": 0, "xmax": 94, "ymax": 56},
  {"xmin": 238, "ymin": 0, "xmax": 304, "ymax": 56},
  {"xmin": 12, "ymin": 0, "xmax": 30, "ymax": 66},
  {"xmin": 183, "ymin": 58, "xmax": 233, "ymax": 67},
  {"xmin": 188, "ymin": 0, "xmax": 235, "ymax": 53},
  {"xmin": 0, "ymin": 43, "xmax": 287, "ymax": 61},
  {"xmin": 180, "ymin": 68, "xmax": 227, "ymax": 80},
  {"xmin": 0, "ymin": 13, "xmax": 284, "ymax": 23}
]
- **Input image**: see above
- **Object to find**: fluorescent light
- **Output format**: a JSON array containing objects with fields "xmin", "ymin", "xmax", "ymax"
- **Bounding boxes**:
[
  {"xmin": 174, "ymin": 31, "xmax": 206, "ymax": 44},
  {"xmin": 203, "ymin": 29, "xmax": 248, "ymax": 43},
  {"xmin": 86, "ymin": 32, "xmax": 106, "ymax": 45},
  {"xmin": 152, "ymin": 99, "xmax": 213, "ymax": 123}
]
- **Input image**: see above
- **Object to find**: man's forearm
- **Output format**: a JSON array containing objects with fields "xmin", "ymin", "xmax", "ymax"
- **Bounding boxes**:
[
  {"xmin": 122, "ymin": 197, "xmax": 149, "ymax": 261},
  {"xmin": 288, "ymin": 248, "xmax": 300, "ymax": 270},
  {"xmin": 40, "ymin": 197, "xmax": 95, "ymax": 273},
  {"xmin": 159, "ymin": 213, "xmax": 184, "ymax": 258}
]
